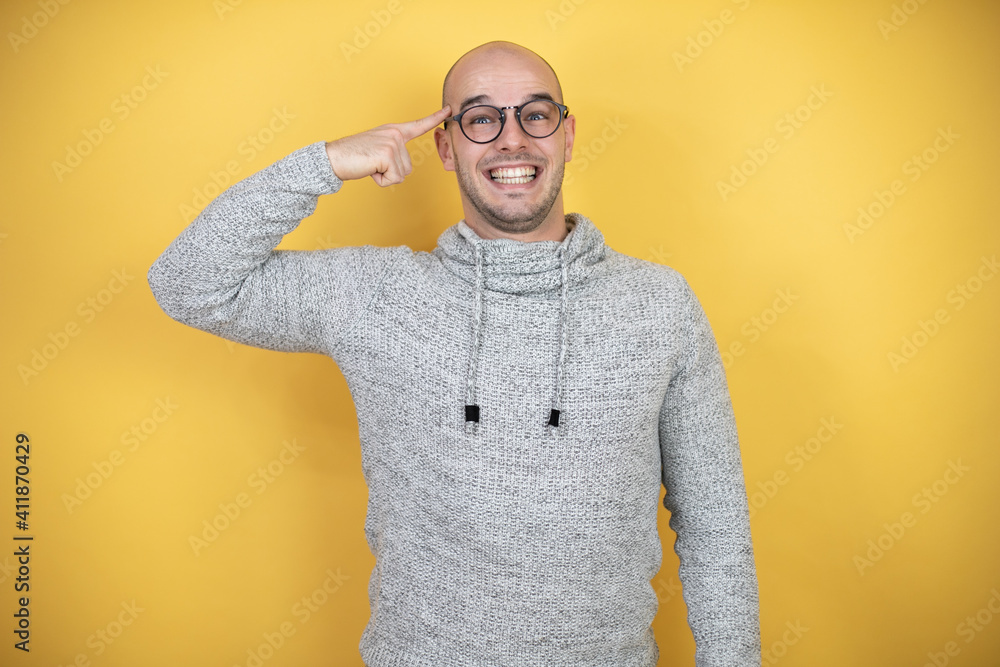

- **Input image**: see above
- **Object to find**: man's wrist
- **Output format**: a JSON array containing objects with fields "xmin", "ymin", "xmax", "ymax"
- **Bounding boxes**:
[{"xmin": 324, "ymin": 141, "xmax": 343, "ymax": 181}]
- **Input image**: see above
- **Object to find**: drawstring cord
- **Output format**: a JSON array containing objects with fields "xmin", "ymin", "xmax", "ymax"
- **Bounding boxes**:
[
  {"xmin": 463, "ymin": 233, "xmax": 571, "ymax": 432},
  {"xmin": 464, "ymin": 242, "xmax": 484, "ymax": 428},
  {"xmin": 548, "ymin": 245, "xmax": 569, "ymax": 428}
]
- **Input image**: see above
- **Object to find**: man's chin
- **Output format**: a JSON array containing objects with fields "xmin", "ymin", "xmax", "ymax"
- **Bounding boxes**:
[{"xmin": 478, "ymin": 204, "xmax": 553, "ymax": 233}]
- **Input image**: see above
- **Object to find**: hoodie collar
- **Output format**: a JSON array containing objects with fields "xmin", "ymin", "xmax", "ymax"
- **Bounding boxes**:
[
  {"xmin": 432, "ymin": 213, "xmax": 608, "ymax": 433},
  {"xmin": 433, "ymin": 212, "xmax": 607, "ymax": 297}
]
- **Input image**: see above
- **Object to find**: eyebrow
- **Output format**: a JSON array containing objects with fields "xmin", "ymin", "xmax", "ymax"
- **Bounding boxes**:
[{"xmin": 458, "ymin": 91, "xmax": 557, "ymax": 112}]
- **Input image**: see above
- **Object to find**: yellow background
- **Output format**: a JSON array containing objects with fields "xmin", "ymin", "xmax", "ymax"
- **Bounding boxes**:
[{"xmin": 2, "ymin": 0, "xmax": 998, "ymax": 665}]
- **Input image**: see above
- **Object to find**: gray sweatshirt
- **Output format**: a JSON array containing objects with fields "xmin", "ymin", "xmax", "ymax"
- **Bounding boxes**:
[{"xmin": 147, "ymin": 140, "xmax": 761, "ymax": 666}]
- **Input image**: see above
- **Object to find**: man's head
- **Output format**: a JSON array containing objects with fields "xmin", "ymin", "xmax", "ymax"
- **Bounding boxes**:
[{"xmin": 434, "ymin": 41, "xmax": 575, "ymax": 240}]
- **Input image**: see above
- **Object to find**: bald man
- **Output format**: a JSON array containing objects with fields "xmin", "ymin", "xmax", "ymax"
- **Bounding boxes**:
[{"xmin": 149, "ymin": 41, "xmax": 761, "ymax": 666}]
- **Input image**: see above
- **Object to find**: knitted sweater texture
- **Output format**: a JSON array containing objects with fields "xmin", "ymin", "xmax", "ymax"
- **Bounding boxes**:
[{"xmin": 147, "ymin": 141, "xmax": 761, "ymax": 666}]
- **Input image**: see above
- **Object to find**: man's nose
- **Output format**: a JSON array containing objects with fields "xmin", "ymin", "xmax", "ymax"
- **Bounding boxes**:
[{"xmin": 495, "ymin": 115, "xmax": 529, "ymax": 151}]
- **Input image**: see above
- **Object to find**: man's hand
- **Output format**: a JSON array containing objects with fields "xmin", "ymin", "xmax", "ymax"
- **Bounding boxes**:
[{"xmin": 325, "ymin": 106, "xmax": 452, "ymax": 187}]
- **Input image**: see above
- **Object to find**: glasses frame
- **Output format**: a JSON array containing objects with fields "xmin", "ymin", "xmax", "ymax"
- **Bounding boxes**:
[{"xmin": 446, "ymin": 99, "xmax": 570, "ymax": 144}]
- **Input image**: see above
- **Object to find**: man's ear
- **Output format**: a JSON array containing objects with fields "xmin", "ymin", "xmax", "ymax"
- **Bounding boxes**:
[
  {"xmin": 563, "ymin": 114, "xmax": 576, "ymax": 163},
  {"xmin": 434, "ymin": 126, "xmax": 455, "ymax": 172}
]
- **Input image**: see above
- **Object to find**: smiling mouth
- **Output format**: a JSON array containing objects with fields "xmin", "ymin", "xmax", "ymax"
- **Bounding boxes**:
[{"xmin": 489, "ymin": 165, "xmax": 537, "ymax": 185}]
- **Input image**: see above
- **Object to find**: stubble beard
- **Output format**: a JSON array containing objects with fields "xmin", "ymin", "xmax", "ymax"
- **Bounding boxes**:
[{"xmin": 455, "ymin": 154, "xmax": 565, "ymax": 235}]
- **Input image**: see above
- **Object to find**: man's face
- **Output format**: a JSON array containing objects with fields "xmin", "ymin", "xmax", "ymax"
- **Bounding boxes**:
[{"xmin": 435, "ymin": 49, "xmax": 575, "ymax": 236}]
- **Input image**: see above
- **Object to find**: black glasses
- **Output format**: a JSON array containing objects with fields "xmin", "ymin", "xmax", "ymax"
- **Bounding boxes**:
[{"xmin": 447, "ymin": 99, "xmax": 569, "ymax": 144}]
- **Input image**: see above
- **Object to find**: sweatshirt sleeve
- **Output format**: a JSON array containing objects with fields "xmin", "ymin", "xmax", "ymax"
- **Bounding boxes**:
[
  {"xmin": 658, "ymin": 276, "xmax": 761, "ymax": 666},
  {"xmin": 147, "ymin": 141, "xmax": 399, "ymax": 357}
]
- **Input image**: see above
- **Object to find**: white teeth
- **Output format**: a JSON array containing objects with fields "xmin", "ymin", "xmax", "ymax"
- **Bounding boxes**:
[{"xmin": 490, "ymin": 166, "xmax": 536, "ymax": 184}]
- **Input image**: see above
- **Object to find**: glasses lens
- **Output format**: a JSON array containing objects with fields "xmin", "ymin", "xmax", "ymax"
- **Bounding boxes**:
[
  {"xmin": 461, "ymin": 106, "xmax": 503, "ymax": 143},
  {"xmin": 519, "ymin": 100, "xmax": 561, "ymax": 138}
]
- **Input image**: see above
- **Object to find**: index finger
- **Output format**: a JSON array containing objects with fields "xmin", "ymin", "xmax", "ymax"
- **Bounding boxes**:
[{"xmin": 396, "ymin": 106, "xmax": 452, "ymax": 142}]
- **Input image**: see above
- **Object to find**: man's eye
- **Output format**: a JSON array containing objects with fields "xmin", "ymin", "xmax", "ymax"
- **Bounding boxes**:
[
  {"xmin": 525, "ymin": 113, "xmax": 547, "ymax": 121},
  {"xmin": 469, "ymin": 115, "xmax": 495, "ymax": 125}
]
